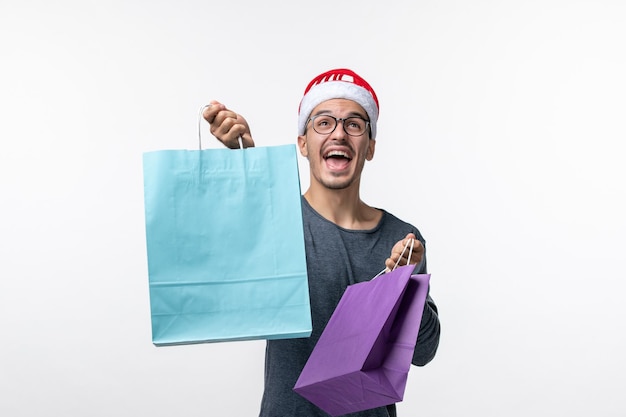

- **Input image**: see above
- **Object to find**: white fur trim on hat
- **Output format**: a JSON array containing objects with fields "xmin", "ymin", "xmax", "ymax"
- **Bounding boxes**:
[{"xmin": 298, "ymin": 80, "xmax": 379, "ymax": 139}]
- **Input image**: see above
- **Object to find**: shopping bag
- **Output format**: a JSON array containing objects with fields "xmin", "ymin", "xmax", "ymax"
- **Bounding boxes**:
[
  {"xmin": 142, "ymin": 144, "xmax": 312, "ymax": 346},
  {"xmin": 293, "ymin": 263, "xmax": 431, "ymax": 416}
]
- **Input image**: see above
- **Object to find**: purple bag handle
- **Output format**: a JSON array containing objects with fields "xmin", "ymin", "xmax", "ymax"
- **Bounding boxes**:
[{"xmin": 372, "ymin": 237, "xmax": 415, "ymax": 280}]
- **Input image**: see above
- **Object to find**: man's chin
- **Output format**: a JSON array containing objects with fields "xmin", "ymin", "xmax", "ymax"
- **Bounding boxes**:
[{"xmin": 320, "ymin": 176, "xmax": 354, "ymax": 190}]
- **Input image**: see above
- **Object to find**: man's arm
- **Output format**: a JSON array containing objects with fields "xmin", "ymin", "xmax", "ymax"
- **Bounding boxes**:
[{"xmin": 412, "ymin": 294, "xmax": 440, "ymax": 366}]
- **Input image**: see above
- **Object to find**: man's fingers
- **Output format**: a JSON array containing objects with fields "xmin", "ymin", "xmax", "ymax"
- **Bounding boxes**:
[
  {"xmin": 240, "ymin": 132, "xmax": 255, "ymax": 148},
  {"xmin": 228, "ymin": 135, "xmax": 243, "ymax": 149},
  {"xmin": 201, "ymin": 104, "xmax": 213, "ymax": 123},
  {"xmin": 202, "ymin": 101, "xmax": 225, "ymax": 124}
]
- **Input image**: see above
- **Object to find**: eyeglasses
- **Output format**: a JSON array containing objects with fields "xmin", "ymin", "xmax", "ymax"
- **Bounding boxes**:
[{"xmin": 307, "ymin": 114, "xmax": 370, "ymax": 136}]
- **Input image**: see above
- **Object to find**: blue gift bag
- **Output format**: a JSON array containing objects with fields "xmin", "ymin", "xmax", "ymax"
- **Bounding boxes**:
[{"xmin": 142, "ymin": 144, "xmax": 312, "ymax": 346}]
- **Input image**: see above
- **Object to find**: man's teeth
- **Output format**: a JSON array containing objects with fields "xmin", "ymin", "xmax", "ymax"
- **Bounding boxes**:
[{"xmin": 325, "ymin": 151, "xmax": 349, "ymax": 158}]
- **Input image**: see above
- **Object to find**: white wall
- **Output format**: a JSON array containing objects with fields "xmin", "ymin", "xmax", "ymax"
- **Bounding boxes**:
[{"xmin": 1, "ymin": 1, "xmax": 625, "ymax": 416}]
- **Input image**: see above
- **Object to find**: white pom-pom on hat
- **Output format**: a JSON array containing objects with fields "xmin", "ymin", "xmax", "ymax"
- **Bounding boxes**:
[{"xmin": 298, "ymin": 68, "xmax": 379, "ymax": 139}]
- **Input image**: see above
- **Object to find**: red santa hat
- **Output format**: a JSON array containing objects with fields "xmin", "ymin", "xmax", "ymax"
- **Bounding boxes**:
[{"xmin": 298, "ymin": 68, "xmax": 379, "ymax": 139}]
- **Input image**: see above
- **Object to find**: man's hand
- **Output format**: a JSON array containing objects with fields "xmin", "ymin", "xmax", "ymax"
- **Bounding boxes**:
[
  {"xmin": 202, "ymin": 100, "xmax": 255, "ymax": 149},
  {"xmin": 385, "ymin": 233, "xmax": 424, "ymax": 271}
]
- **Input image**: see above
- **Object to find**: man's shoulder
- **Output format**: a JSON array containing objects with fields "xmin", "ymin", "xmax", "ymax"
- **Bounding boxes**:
[
  {"xmin": 378, "ymin": 209, "xmax": 425, "ymax": 241},
  {"xmin": 378, "ymin": 208, "xmax": 414, "ymax": 227}
]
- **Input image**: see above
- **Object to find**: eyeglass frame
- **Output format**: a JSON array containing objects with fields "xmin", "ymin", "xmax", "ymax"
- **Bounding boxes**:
[{"xmin": 306, "ymin": 114, "xmax": 371, "ymax": 137}]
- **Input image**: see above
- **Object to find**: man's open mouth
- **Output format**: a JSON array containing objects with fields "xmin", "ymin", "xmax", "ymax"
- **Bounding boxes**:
[{"xmin": 323, "ymin": 150, "xmax": 353, "ymax": 170}]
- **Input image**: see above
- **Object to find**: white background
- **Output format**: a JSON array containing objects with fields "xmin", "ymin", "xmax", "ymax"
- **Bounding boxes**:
[{"xmin": 1, "ymin": 1, "xmax": 625, "ymax": 416}]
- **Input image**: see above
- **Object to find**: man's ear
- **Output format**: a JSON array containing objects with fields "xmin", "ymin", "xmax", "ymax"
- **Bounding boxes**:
[
  {"xmin": 366, "ymin": 139, "xmax": 376, "ymax": 161},
  {"xmin": 297, "ymin": 135, "xmax": 308, "ymax": 158}
]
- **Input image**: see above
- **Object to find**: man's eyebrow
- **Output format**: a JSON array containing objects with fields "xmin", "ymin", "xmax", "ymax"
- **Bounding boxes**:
[{"xmin": 310, "ymin": 110, "xmax": 368, "ymax": 119}]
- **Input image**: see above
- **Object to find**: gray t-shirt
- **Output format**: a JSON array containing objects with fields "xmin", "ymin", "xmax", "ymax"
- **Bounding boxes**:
[{"xmin": 259, "ymin": 197, "xmax": 440, "ymax": 417}]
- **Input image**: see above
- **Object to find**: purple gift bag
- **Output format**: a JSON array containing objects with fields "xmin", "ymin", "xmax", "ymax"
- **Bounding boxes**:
[{"xmin": 293, "ymin": 264, "xmax": 431, "ymax": 416}]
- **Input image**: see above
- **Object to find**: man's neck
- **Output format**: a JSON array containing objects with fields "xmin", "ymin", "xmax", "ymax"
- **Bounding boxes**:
[{"xmin": 303, "ymin": 186, "xmax": 381, "ymax": 230}]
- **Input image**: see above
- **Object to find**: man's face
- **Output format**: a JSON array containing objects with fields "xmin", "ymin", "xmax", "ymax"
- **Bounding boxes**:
[{"xmin": 298, "ymin": 99, "xmax": 376, "ymax": 191}]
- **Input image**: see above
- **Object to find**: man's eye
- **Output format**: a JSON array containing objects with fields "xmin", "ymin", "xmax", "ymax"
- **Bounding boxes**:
[{"xmin": 316, "ymin": 117, "xmax": 332, "ymax": 127}]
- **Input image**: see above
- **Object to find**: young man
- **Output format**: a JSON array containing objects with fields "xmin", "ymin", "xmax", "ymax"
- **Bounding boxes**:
[{"xmin": 203, "ymin": 69, "xmax": 441, "ymax": 417}]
